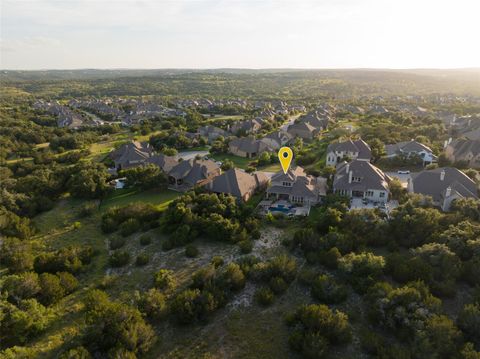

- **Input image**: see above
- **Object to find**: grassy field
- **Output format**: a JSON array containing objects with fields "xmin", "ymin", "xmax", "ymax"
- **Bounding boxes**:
[{"xmin": 100, "ymin": 188, "xmax": 181, "ymax": 211}]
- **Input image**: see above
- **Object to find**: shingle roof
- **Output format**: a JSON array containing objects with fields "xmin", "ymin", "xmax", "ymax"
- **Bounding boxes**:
[
  {"xmin": 110, "ymin": 141, "xmax": 152, "ymax": 162},
  {"xmin": 207, "ymin": 168, "xmax": 267, "ymax": 199},
  {"xmin": 229, "ymin": 137, "xmax": 272, "ymax": 154},
  {"xmin": 448, "ymin": 139, "xmax": 480, "ymax": 157},
  {"xmin": 145, "ymin": 154, "xmax": 178, "ymax": 173},
  {"xmin": 411, "ymin": 167, "xmax": 478, "ymax": 202},
  {"xmin": 327, "ymin": 139, "xmax": 371, "ymax": 160},
  {"xmin": 334, "ymin": 160, "xmax": 390, "ymax": 192},
  {"xmin": 385, "ymin": 140, "xmax": 432, "ymax": 156},
  {"xmin": 169, "ymin": 159, "xmax": 220, "ymax": 185}
]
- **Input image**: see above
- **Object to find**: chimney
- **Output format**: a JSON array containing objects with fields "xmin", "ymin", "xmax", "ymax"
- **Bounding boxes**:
[
  {"xmin": 440, "ymin": 169, "xmax": 446, "ymax": 181},
  {"xmin": 348, "ymin": 170, "xmax": 353, "ymax": 184},
  {"xmin": 345, "ymin": 163, "xmax": 350, "ymax": 173},
  {"xmin": 445, "ymin": 186, "xmax": 452, "ymax": 197}
]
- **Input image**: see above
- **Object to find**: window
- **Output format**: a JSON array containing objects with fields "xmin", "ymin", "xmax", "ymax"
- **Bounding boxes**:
[
  {"xmin": 379, "ymin": 192, "xmax": 385, "ymax": 198},
  {"xmin": 282, "ymin": 182, "xmax": 292, "ymax": 187},
  {"xmin": 366, "ymin": 191, "xmax": 374, "ymax": 197}
]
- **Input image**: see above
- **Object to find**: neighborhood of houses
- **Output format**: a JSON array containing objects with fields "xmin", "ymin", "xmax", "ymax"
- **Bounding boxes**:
[
  {"xmin": 108, "ymin": 125, "xmax": 479, "ymax": 216},
  {"xmin": 33, "ymin": 95, "xmax": 480, "ymax": 215}
]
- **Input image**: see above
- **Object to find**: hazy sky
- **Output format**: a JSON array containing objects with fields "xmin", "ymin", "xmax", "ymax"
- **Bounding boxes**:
[{"xmin": 1, "ymin": 0, "xmax": 479, "ymax": 69}]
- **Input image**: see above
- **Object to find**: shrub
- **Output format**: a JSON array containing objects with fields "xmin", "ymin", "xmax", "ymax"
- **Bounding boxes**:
[
  {"xmin": 3, "ymin": 272, "xmax": 41, "ymax": 302},
  {"xmin": 139, "ymin": 234, "xmax": 152, "ymax": 246},
  {"xmin": 287, "ymin": 304, "xmax": 352, "ymax": 358},
  {"xmin": 137, "ymin": 288, "xmax": 168, "ymax": 321},
  {"xmin": 120, "ymin": 218, "xmax": 141, "ymax": 237},
  {"xmin": 255, "ymin": 287, "xmax": 275, "ymax": 306},
  {"xmin": 458, "ymin": 304, "xmax": 480, "ymax": 346},
  {"xmin": 57, "ymin": 272, "xmax": 79, "ymax": 294},
  {"xmin": 171, "ymin": 289, "xmax": 216, "ymax": 324},
  {"xmin": 311, "ymin": 274, "xmax": 348, "ymax": 304},
  {"xmin": 78, "ymin": 203, "xmax": 97, "ymax": 218},
  {"xmin": 83, "ymin": 291, "xmax": 155, "ymax": 355},
  {"xmin": 154, "ymin": 269, "xmax": 176, "ymax": 291},
  {"xmin": 339, "ymin": 252, "xmax": 385, "ymax": 292},
  {"xmin": 269, "ymin": 276, "xmax": 288, "ymax": 295},
  {"xmin": 0, "ymin": 298, "xmax": 53, "ymax": 346},
  {"xmin": 59, "ymin": 346, "xmax": 92, "ymax": 359},
  {"xmin": 109, "ymin": 237, "xmax": 126, "ymax": 250},
  {"xmin": 39, "ymin": 273, "xmax": 66, "ymax": 305},
  {"xmin": 0, "ymin": 237, "xmax": 35, "ymax": 273},
  {"xmin": 109, "ymin": 250, "xmax": 130, "ymax": 267},
  {"xmin": 238, "ymin": 239, "xmax": 253, "ymax": 254},
  {"xmin": 136, "ymin": 253, "xmax": 150, "ymax": 266},
  {"xmin": 185, "ymin": 245, "xmax": 199, "ymax": 258},
  {"xmin": 318, "ymin": 247, "xmax": 341, "ymax": 269},
  {"xmin": 211, "ymin": 256, "xmax": 224, "ymax": 268}
]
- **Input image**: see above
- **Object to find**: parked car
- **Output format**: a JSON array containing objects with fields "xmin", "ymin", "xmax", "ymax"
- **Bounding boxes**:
[{"xmin": 397, "ymin": 170, "xmax": 410, "ymax": 174}]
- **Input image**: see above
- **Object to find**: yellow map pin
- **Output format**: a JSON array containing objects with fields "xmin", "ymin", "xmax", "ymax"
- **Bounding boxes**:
[{"xmin": 278, "ymin": 146, "xmax": 293, "ymax": 174}]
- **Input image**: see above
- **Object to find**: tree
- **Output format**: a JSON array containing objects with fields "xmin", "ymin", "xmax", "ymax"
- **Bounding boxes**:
[
  {"xmin": 68, "ymin": 162, "xmax": 111, "ymax": 199},
  {"xmin": 0, "ymin": 238, "xmax": 34, "ymax": 273},
  {"xmin": 120, "ymin": 164, "xmax": 168, "ymax": 190},
  {"xmin": 369, "ymin": 138, "xmax": 385, "ymax": 162},
  {"xmin": 220, "ymin": 159, "xmax": 234, "ymax": 171},
  {"xmin": 39, "ymin": 273, "xmax": 66, "ymax": 305},
  {"xmin": 0, "ymin": 298, "xmax": 53, "ymax": 346},
  {"xmin": 414, "ymin": 315, "xmax": 463, "ymax": 359},
  {"xmin": 287, "ymin": 304, "xmax": 351, "ymax": 358},
  {"xmin": 84, "ymin": 292, "xmax": 155, "ymax": 355},
  {"xmin": 3, "ymin": 272, "xmax": 40, "ymax": 302}
]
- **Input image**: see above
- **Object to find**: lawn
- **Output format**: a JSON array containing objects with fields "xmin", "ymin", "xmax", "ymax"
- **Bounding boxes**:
[
  {"xmin": 258, "ymin": 162, "xmax": 281, "ymax": 172},
  {"xmin": 210, "ymin": 153, "xmax": 253, "ymax": 169},
  {"xmin": 100, "ymin": 188, "xmax": 181, "ymax": 210}
]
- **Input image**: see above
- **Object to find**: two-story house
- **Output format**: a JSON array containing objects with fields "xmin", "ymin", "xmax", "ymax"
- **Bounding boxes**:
[
  {"xmin": 326, "ymin": 139, "xmax": 371, "ymax": 166},
  {"xmin": 266, "ymin": 166, "xmax": 327, "ymax": 206},
  {"xmin": 385, "ymin": 140, "xmax": 436, "ymax": 165},
  {"xmin": 408, "ymin": 167, "xmax": 478, "ymax": 211},
  {"xmin": 333, "ymin": 160, "xmax": 391, "ymax": 203},
  {"xmin": 445, "ymin": 139, "xmax": 480, "ymax": 168}
]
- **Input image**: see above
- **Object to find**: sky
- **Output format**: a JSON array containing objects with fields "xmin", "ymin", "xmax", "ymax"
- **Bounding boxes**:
[{"xmin": 1, "ymin": 0, "xmax": 480, "ymax": 70}]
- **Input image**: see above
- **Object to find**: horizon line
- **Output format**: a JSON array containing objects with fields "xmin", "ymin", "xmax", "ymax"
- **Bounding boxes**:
[{"xmin": 2, "ymin": 67, "xmax": 480, "ymax": 72}]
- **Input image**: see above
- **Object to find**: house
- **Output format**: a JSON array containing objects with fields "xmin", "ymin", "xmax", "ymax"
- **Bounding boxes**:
[
  {"xmin": 228, "ymin": 137, "xmax": 275, "ymax": 158},
  {"xmin": 445, "ymin": 139, "xmax": 480, "ymax": 168},
  {"xmin": 266, "ymin": 166, "xmax": 327, "ymax": 206},
  {"xmin": 229, "ymin": 119, "xmax": 262, "ymax": 135},
  {"xmin": 261, "ymin": 130, "xmax": 294, "ymax": 150},
  {"xmin": 297, "ymin": 111, "xmax": 330, "ymax": 131},
  {"xmin": 326, "ymin": 139, "xmax": 371, "ymax": 166},
  {"xmin": 408, "ymin": 167, "xmax": 478, "ymax": 211},
  {"xmin": 145, "ymin": 154, "xmax": 178, "ymax": 173},
  {"xmin": 205, "ymin": 168, "xmax": 269, "ymax": 201},
  {"xmin": 198, "ymin": 125, "xmax": 229, "ymax": 143},
  {"xmin": 333, "ymin": 160, "xmax": 391, "ymax": 203},
  {"xmin": 385, "ymin": 140, "xmax": 437, "ymax": 165},
  {"xmin": 287, "ymin": 122, "xmax": 319, "ymax": 140},
  {"xmin": 109, "ymin": 141, "xmax": 153, "ymax": 170},
  {"xmin": 168, "ymin": 159, "xmax": 221, "ymax": 190}
]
